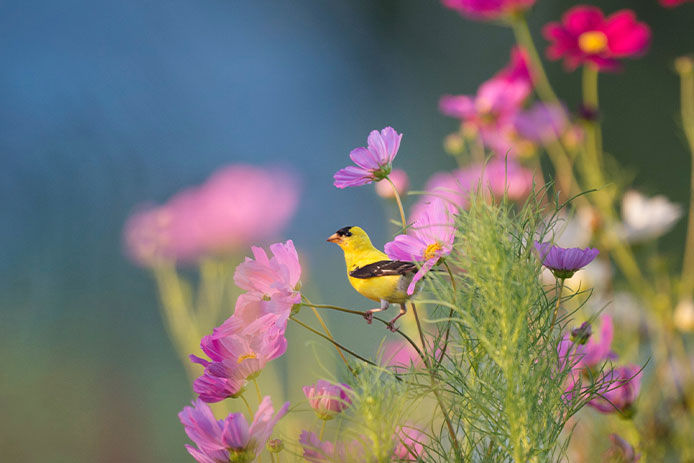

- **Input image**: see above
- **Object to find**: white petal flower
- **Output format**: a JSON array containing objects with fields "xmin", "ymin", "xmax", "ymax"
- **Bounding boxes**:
[{"xmin": 620, "ymin": 190, "xmax": 682, "ymax": 242}]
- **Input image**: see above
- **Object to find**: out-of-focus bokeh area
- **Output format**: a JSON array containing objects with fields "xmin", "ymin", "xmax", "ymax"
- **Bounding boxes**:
[{"xmin": 2, "ymin": 1, "xmax": 693, "ymax": 461}]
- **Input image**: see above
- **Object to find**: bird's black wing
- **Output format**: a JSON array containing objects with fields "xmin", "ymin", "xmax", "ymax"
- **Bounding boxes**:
[{"xmin": 349, "ymin": 260, "xmax": 417, "ymax": 279}]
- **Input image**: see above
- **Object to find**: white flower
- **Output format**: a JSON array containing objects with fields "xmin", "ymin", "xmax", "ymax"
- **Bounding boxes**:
[
  {"xmin": 620, "ymin": 190, "xmax": 682, "ymax": 242},
  {"xmin": 674, "ymin": 299, "xmax": 694, "ymax": 333}
]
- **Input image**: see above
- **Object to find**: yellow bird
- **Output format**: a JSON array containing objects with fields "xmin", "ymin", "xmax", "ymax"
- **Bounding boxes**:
[{"xmin": 327, "ymin": 226, "xmax": 417, "ymax": 331}]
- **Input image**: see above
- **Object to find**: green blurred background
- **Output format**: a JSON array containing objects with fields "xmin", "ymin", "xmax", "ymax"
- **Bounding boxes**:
[{"xmin": 1, "ymin": 0, "xmax": 692, "ymax": 461}]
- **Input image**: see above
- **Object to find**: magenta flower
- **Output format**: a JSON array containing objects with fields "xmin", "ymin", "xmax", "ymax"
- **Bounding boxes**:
[
  {"xmin": 233, "ymin": 240, "xmax": 302, "ymax": 324},
  {"xmin": 190, "ymin": 313, "xmax": 287, "ymax": 402},
  {"xmin": 299, "ymin": 431, "xmax": 368, "ymax": 463},
  {"xmin": 558, "ymin": 315, "xmax": 614, "ymax": 371},
  {"xmin": 385, "ymin": 198, "xmax": 455, "ymax": 295},
  {"xmin": 123, "ymin": 165, "xmax": 299, "ymax": 266},
  {"xmin": 303, "ymin": 380, "xmax": 352, "ymax": 420},
  {"xmin": 393, "ymin": 426, "xmax": 427, "ymax": 461},
  {"xmin": 512, "ymin": 103, "xmax": 568, "ymax": 143},
  {"xmin": 589, "ymin": 365, "xmax": 642, "ymax": 414},
  {"xmin": 441, "ymin": 0, "xmax": 535, "ymax": 21},
  {"xmin": 660, "ymin": 0, "xmax": 693, "ymax": 6},
  {"xmin": 534, "ymin": 241, "xmax": 599, "ymax": 279},
  {"xmin": 375, "ymin": 168, "xmax": 409, "ymax": 199},
  {"xmin": 179, "ymin": 396, "xmax": 289, "ymax": 463},
  {"xmin": 333, "ymin": 127, "xmax": 403, "ymax": 188},
  {"xmin": 440, "ymin": 47, "xmax": 533, "ymax": 156},
  {"xmin": 543, "ymin": 6, "xmax": 651, "ymax": 71}
]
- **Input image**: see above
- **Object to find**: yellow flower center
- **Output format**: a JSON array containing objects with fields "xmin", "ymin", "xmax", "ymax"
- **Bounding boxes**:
[
  {"xmin": 237, "ymin": 352, "xmax": 257, "ymax": 364},
  {"xmin": 423, "ymin": 242, "xmax": 442, "ymax": 261},
  {"xmin": 578, "ymin": 31, "xmax": 608, "ymax": 54}
]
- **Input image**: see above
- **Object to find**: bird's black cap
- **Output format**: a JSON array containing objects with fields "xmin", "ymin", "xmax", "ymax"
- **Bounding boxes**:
[{"xmin": 335, "ymin": 226, "xmax": 353, "ymax": 237}]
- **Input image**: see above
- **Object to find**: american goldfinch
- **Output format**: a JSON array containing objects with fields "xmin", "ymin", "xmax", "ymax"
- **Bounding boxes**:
[{"xmin": 327, "ymin": 226, "xmax": 417, "ymax": 330}]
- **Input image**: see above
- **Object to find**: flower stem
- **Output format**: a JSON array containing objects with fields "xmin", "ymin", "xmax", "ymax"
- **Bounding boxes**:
[
  {"xmin": 437, "ymin": 262, "xmax": 457, "ymax": 365},
  {"xmin": 386, "ymin": 175, "xmax": 407, "ymax": 229},
  {"xmin": 510, "ymin": 15, "xmax": 560, "ymax": 104},
  {"xmin": 410, "ymin": 303, "xmax": 460, "ymax": 455},
  {"xmin": 319, "ymin": 420, "xmax": 327, "ymax": 441},
  {"xmin": 289, "ymin": 316, "xmax": 377, "ymax": 367},
  {"xmin": 300, "ymin": 302, "xmax": 364, "ymax": 316},
  {"xmin": 678, "ymin": 62, "xmax": 694, "ymax": 298},
  {"xmin": 240, "ymin": 393, "xmax": 254, "ymax": 417},
  {"xmin": 303, "ymin": 297, "xmax": 356, "ymax": 376},
  {"xmin": 253, "ymin": 378, "xmax": 263, "ymax": 404},
  {"xmin": 550, "ymin": 278, "xmax": 565, "ymax": 334}
]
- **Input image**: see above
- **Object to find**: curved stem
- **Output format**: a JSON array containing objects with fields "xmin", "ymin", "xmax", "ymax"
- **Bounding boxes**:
[
  {"xmin": 240, "ymin": 394, "xmax": 254, "ymax": 417},
  {"xmin": 300, "ymin": 302, "xmax": 364, "ymax": 316},
  {"xmin": 411, "ymin": 303, "xmax": 460, "ymax": 455},
  {"xmin": 386, "ymin": 176, "xmax": 407, "ymax": 229},
  {"xmin": 289, "ymin": 316, "xmax": 377, "ymax": 367},
  {"xmin": 252, "ymin": 378, "xmax": 263, "ymax": 404},
  {"xmin": 549, "ymin": 278, "xmax": 565, "ymax": 334},
  {"xmin": 437, "ymin": 262, "xmax": 457, "ymax": 365},
  {"xmin": 319, "ymin": 420, "xmax": 327, "ymax": 441},
  {"xmin": 303, "ymin": 297, "xmax": 356, "ymax": 376}
]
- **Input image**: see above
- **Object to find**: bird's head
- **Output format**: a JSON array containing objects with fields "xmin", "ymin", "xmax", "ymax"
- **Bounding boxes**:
[{"xmin": 327, "ymin": 226, "xmax": 373, "ymax": 252}]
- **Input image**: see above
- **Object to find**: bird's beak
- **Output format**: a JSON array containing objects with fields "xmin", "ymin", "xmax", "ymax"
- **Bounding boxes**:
[{"xmin": 326, "ymin": 233, "xmax": 341, "ymax": 244}]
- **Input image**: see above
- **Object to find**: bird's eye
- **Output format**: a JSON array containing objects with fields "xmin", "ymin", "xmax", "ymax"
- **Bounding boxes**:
[{"xmin": 336, "ymin": 226, "xmax": 353, "ymax": 237}]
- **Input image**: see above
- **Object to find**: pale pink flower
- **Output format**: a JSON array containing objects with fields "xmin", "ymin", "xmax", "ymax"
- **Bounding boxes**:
[
  {"xmin": 393, "ymin": 426, "xmax": 427, "ymax": 461},
  {"xmin": 442, "ymin": 0, "xmax": 536, "ymax": 21},
  {"xmin": 381, "ymin": 340, "xmax": 424, "ymax": 372},
  {"xmin": 375, "ymin": 169, "xmax": 409, "ymax": 199},
  {"xmin": 124, "ymin": 165, "xmax": 299, "ymax": 266},
  {"xmin": 589, "ymin": 365, "xmax": 642, "ymax": 414},
  {"xmin": 179, "ymin": 397, "xmax": 289, "ymax": 463},
  {"xmin": 299, "ymin": 431, "xmax": 369, "ymax": 463},
  {"xmin": 303, "ymin": 380, "xmax": 352, "ymax": 420},
  {"xmin": 385, "ymin": 198, "xmax": 455, "ymax": 295}
]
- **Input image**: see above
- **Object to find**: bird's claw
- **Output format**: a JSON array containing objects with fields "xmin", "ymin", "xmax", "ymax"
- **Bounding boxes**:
[
  {"xmin": 386, "ymin": 322, "xmax": 398, "ymax": 332},
  {"xmin": 363, "ymin": 312, "xmax": 374, "ymax": 324}
]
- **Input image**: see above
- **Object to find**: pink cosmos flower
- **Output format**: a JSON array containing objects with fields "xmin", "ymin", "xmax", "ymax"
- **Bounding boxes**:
[
  {"xmin": 124, "ymin": 165, "xmax": 299, "ymax": 266},
  {"xmin": 334, "ymin": 127, "xmax": 403, "ymax": 188},
  {"xmin": 303, "ymin": 380, "xmax": 352, "ymax": 420},
  {"xmin": 375, "ymin": 168, "xmax": 409, "ymax": 199},
  {"xmin": 512, "ymin": 103, "xmax": 569, "ymax": 143},
  {"xmin": 385, "ymin": 198, "xmax": 455, "ymax": 295},
  {"xmin": 558, "ymin": 315, "xmax": 614, "ymax": 371},
  {"xmin": 233, "ymin": 240, "xmax": 302, "ymax": 324},
  {"xmin": 441, "ymin": 0, "xmax": 535, "ymax": 21},
  {"xmin": 543, "ymin": 6, "xmax": 651, "ymax": 71},
  {"xmin": 660, "ymin": 0, "xmax": 693, "ymax": 7},
  {"xmin": 179, "ymin": 396, "xmax": 289, "ymax": 463},
  {"xmin": 589, "ymin": 365, "xmax": 642, "ymax": 413},
  {"xmin": 190, "ymin": 314, "xmax": 287, "ymax": 402},
  {"xmin": 381, "ymin": 340, "xmax": 424, "ymax": 372},
  {"xmin": 299, "ymin": 431, "xmax": 368, "ymax": 463},
  {"xmin": 440, "ymin": 47, "xmax": 533, "ymax": 156},
  {"xmin": 393, "ymin": 426, "xmax": 427, "ymax": 461},
  {"xmin": 534, "ymin": 241, "xmax": 599, "ymax": 279}
]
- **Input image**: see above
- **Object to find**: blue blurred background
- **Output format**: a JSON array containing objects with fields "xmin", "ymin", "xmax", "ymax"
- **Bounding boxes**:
[{"xmin": 1, "ymin": 0, "xmax": 692, "ymax": 461}]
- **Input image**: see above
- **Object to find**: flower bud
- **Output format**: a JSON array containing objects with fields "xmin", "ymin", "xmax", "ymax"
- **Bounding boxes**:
[
  {"xmin": 571, "ymin": 322, "xmax": 593, "ymax": 345},
  {"xmin": 444, "ymin": 133, "xmax": 465, "ymax": 155},
  {"xmin": 266, "ymin": 439, "xmax": 284, "ymax": 453},
  {"xmin": 302, "ymin": 380, "xmax": 352, "ymax": 420}
]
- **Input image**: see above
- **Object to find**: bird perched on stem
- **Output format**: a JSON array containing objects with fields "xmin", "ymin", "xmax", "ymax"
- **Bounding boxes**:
[{"xmin": 327, "ymin": 226, "xmax": 417, "ymax": 331}]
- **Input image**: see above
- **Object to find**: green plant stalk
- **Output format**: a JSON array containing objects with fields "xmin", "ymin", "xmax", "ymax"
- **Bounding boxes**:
[
  {"xmin": 386, "ymin": 175, "xmax": 407, "ymax": 229},
  {"xmin": 302, "ymin": 296, "xmax": 356, "ymax": 376},
  {"xmin": 679, "ymin": 64, "xmax": 694, "ymax": 298},
  {"xmin": 549, "ymin": 278, "xmax": 565, "ymax": 334}
]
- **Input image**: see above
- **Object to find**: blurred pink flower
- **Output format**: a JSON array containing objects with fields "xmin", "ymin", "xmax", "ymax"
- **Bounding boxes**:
[
  {"xmin": 303, "ymin": 380, "xmax": 352, "ymax": 420},
  {"xmin": 334, "ymin": 127, "xmax": 402, "ymax": 188},
  {"xmin": 659, "ymin": 0, "xmax": 692, "ymax": 7},
  {"xmin": 233, "ymin": 240, "xmax": 302, "ymax": 324},
  {"xmin": 190, "ymin": 313, "xmax": 287, "ymax": 402},
  {"xmin": 512, "ymin": 103, "xmax": 569, "ymax": 143},
  {"xmin": 179, "ymin": 397, "xmax": 289, "ymax": 463},
  {"xmin": 605, "ymin": 434, "xmax": 641, "ymax": 462},
  {"xmin": 299, "ymin": 431, "xmax": 368, "ymax": 463},
  {"xmin": 375, "ymin": 168, "xmax": 409, "ymax": 199},
  {"xmin": 558, "ymin": 315, "xmax": 614, "ymax": 370},
  {"xmin": 440, "ymin": 47, "xmax": 533, "ymax": 156},
  {"xmin": 124, "ymin": 165, "xmax": 299, "ymax": 266},
  {"xmin": 381, "ymin": 340, "xmax": 424, "ymax": 371},
  {"xmin": 442, "ymin": 0, "xmax": 535, "ymax": 21},
  {"xmin": 393, "ymin": 426, "xmax": 427, "ymax": 461},
  {"xmin": 385, "ymin": 198, "xmax": 455, "ymax": 295},
  {"xmin": 589, "ymin": 365, "xmax": 642, "ymax": 414},
  {"xmin": 413, "ymin": 159, "xmax": 534, "ymax": 215},
  {"xmin": 543, "ymin": 6, "xmax": 651, "ymax": 71}
]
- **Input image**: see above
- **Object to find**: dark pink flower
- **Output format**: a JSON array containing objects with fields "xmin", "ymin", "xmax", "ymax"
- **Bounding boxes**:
[
  {"xmin": 660, "ymin": 0, "xmax": 693, "ymax": 7},
  {"xmin": 190, "ymin": 314, "xmax": 287, "ymax": 402},
  {"xmin": 543, "ymin": 6, "xmax": 651, "ymax": 71},
  {"xmin": 233, "ymin": 240, "xmax": 302, "ymax": 324},
  {"xmin": 375, "ymin": 168, "xmax": 409, "ymax": 199},
  {"xmin": 179, "ymin": 397, "xmax": 289, "ymax": 463},
  {"xmin": 385, "ymin": 198, "xmax": 455, "ymax": 295},
  {"xmin": 441, "ymin": 0, "xmax": 535, "ymax": 21},
  {"xmin": 534, "ymin": 241, "xmax": 599, "ymax": 278},
  {"xmin": 123, "ymin": 165, "xmax": 299, "ymax": 266},
  {"xmin": 393, "ymin": 426, "xmax": 427, "ymax": 461},
  {"xmin": 589, "ymin": 365, "xmax": 642, "ymax": 413},
  {"xmin": 303, "ymin": 380, "xmax": 352, "ymax": 420},
  {"xmin": 334, "ymin": 127, "xmax": 402, "ymax": 188},
  {"xmin": 440, "ymin": 47, "xmax": 533, "ymax": 155}
]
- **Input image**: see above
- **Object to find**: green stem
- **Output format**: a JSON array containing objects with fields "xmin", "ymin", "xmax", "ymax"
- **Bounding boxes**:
[
  {"xmin": 385, "ymin": 176, "xmax": 407, "ymax": 229},
  {"xmin": 678, "ymin": 63, "xmax": 694, "ymax": 298},
  {"xmin": 240, "ymin": 394, "xmax": 254, "ymax": 417},
  {"xmin": 253, "ymin": 378, "xmax": 263, "ymax": 404},
  {"xmin": 289, "ymin": 316, "xmax": 377, "ymax": 367},
  {"xmin": 319, "ymin": 420, "xmax": 327, "ymax": 441},
  {"xmin": 303, "ymin": 297, "xmax": 356, "ymax": 376},
  {"xmin": 549, "ymin": 278, "xmax": 565, "ymax": 334},
  {"xmin": 510, "ymin": 15, "xmax": 560, "ymax": 104}
]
